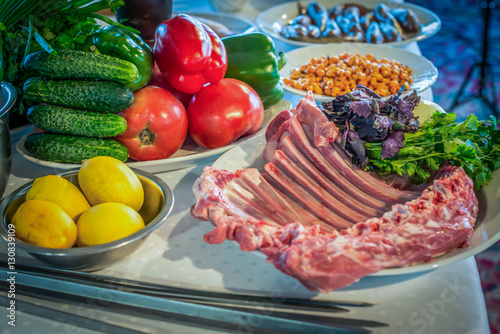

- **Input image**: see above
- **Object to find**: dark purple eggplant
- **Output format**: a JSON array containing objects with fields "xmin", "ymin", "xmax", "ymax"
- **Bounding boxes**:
[
  {"xmin": 379, "ymin": 21, "xmax": 402, "ymax": 42},
  {"xmin": 306, "ymin": 2, "xmax": 328, "ymax": 31},
  {"xmin": 360, "ymin": 12, "xmax": 375, "ymax": 31},
  {"xmin": 291, "ymin": 14, "xmax": 312, "ymax": 27},
  {"xmin": 280, "ymin": 24, "xmax": 308, "ymax": 39},
  {"xmin": 390, "ymin": 8, "xmax": 421, "ymax": 33},
  {"xmin": 366, "ymin": 21, "xmax": 384, "ymax": 43},
  {"xmin": 374, "ymin": 3, "xmax": 404, "ymax": 37},
  {"xmin": 321, "ymin": 19, "xmax": 342, "ymax": 37},
  {"xmin": 307, "ymin": 24, "xmax": 321, "ymax": 38}
]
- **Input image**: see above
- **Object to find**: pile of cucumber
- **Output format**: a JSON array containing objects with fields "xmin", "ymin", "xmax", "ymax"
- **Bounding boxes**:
[{"xmin": 22, "ymin": 50, "xmax": 137, "ymax": 164}]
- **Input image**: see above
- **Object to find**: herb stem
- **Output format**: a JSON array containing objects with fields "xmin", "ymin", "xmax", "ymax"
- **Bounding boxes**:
[
  {"xmin": 86, "ymin": 13, "xmax": 140, "ymax": 33},
  {"xmin": 0, "ymin": 1, "xmax": 11, "ymax": 22},
  {"xmin": 21, "ymin": 15, "xmax": 34, "ymax": 67},
  {"xmin": 0, "ymin": 36, "xmax": 3, "ymax": 79},
  {"xmin": 4, "ymin": 0, "xmax": 38, "ymax": 27},
  {"xmin": 391, "ymin": 152, "xmax": 446, "ymax": 163},
  {"xmin": 405, "ymin": 140, "xmax": 445, "ymax": 148}
]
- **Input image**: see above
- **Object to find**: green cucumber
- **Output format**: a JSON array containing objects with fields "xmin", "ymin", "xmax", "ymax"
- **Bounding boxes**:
[
  {"xmin": 24, "ymin": 132, "xmax": 129, "ymax": 163},
  {"xmin": 23, "ymin": 77, "xmax": 134, "ymax": 113},
  {"xmin": 27, "ymin": 104, "xmax": 127, "ymax": 137},
  {"xmin": 23, "ymin": 50, "xmax": 139, "ymax": 84}
]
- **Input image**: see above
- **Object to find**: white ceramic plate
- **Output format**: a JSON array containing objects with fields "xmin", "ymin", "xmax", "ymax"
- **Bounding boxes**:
[
  {"xmin": 212, "ymin": 100, "xmax": 500, "ymax": 276},
  {"xmin": 280, "ymin": 43, "xmax": 438, "ymax": 102},
  {"xmin": 181, "ymin": 12, "xmax": 257, "ymax": 36},
  {"xmin": 256, "ymin": 0, "xmax": 441, "ymax": 48},
  {"xmin": 16, "ymin": 99, "xmax": 292, "ymax": 173}
]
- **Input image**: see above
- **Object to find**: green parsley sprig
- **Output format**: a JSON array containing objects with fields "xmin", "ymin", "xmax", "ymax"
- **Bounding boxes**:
[
  {"xmin": 365, "ymin": 111, "xmax": 500, "ymax": 190},
  {"xmin": 0, "ymin": 0, "xmax": 141, "ymax": 119}
]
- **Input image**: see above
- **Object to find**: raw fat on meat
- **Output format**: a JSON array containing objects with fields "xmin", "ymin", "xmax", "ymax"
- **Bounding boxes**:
[{"xmin": 190, "ymin": 93, "xmax": 479, "ymax": 292}]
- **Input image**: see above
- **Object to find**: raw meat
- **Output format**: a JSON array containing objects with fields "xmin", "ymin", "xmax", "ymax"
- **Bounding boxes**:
[{"xmin": 191, "ymin": 93, "xmax": 479, "ymax": 292}]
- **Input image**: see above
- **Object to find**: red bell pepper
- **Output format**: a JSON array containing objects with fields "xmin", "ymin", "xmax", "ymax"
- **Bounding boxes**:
[{"xmin": 153, "ymin": 14, "xmax": 227, "ymax": 94}]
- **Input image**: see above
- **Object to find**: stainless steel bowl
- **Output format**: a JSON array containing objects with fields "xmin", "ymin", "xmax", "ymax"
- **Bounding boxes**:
[
  {"xmin": 0, "ymin": 168, "xmax": 174, "ymax": 271},
  {"xmin": 0, "ymin": 81, "xmax": 17, "ymax": 198}
]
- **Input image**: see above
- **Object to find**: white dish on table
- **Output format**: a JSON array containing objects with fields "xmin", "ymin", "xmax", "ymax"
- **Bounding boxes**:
[
  {"xmin": 280, "ymin": 43, "xmax": 438, "ymax": 102},
  {"xmin": 256, "ymin": 0, "xmax": 441, "ymax": 48},
  {"xmin": 16, "ymin": 99, "xmax": 292, "ymax": 173},
  {"xmin": 179, "ymin": 11, "xmax": 257, "ymax": 36},
  {"xmin": 212, "ymin": 100, "xmax": 500, "ymax": 276}
]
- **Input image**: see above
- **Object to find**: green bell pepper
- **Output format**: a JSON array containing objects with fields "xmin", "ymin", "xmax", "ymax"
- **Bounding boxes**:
[
  {"xmin": 222, "ymin": 32, "xmax": 287, "ymax": 109},
  {"xmin": 83, "ymin": 25, "xmax": 153, "ymax": 92}
]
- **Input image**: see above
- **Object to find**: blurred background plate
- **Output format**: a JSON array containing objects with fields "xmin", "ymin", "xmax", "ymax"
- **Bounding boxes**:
[
  {"xmin": 280, "ymin": 43, "xmax": 438, "ymax": 101},
  {"xmin": 16, "ymin": 99, "xmax": 292, "ymax": 173},
  {"xmin": 179, "ymin": 12, "xmax": 257, "ymax": 37},
  {"xmin": 256, "ymin": 0, "xmax": 441, "ymax": 49}
]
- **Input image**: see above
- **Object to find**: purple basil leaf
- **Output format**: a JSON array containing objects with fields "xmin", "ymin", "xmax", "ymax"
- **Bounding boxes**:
[
  {"xmin": 357, "ymin": 113, "xmax": 386, "ymax": 141},
  {"xmin": 352, "ymin": 84, "xmax": 381, "ymax": 99},
  {"xmin": 346, "ymin": 131, "xmax": 368, "ymax": 168},
  {"xmin": 402, "ymin": 90, "xmax": 421, "ymax": 105},
  {"xmin": 397, "ymin": 99, "xmax": 415, "ymax": 118},
  {"xmin": 349, "ymin": 100, "xmax": 372, "ymax": 117},
  {"xmin": 381, "ymin": 130, "xmax": 405, "ymax": 159},
  {"xmin": 375, "ymin": 99, "xmax": 386, "ymax": 110},
  {"xmin": 397, "ymin": 91, "xmax": 420, "ymax": 118},
  {"xmin": 373, "ymin": 115, "xmax": 395, "ymax": 132}
]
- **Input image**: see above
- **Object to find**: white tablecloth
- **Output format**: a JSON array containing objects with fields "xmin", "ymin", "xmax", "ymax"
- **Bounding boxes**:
[{"xmin": 0, "ymin": 1, "xmax": 489, "ymax": 333}]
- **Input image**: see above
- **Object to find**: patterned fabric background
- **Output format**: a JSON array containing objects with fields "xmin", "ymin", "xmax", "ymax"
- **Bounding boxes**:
[
  {"xmin": 408, "ymin": 0, "xmax": 499, "ymax": 121},
  {"xmin": 407, "ymin": 0, "xmax": 500, "ymax": 332}
]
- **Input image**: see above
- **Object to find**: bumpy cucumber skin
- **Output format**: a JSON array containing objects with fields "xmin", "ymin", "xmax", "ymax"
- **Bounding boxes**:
[
  {"xmin": 23, "ymin": 77, "xmax": 134, "ymax": 113},
  {"xmin": 23, "ymin": 50, "xmax": 139, "ymax": 84},
  {"xmin": 24, "ymin": 133, "xmax": 129, "ymax": 163},
  {"xmin": 27, "ymin": 104, "xmax": 127, "ymax": 137}
]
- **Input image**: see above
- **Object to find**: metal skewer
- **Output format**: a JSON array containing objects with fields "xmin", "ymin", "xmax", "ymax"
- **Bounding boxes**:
[
  {"xmin": 8, "ymin": 262, "xmax": 376, "ymax": 308},
  {"xmin": 1, "ymin": 262, "xmax": 388, "ymax": 333},
  {"xmin": 1, "ymin": 273, "xmax": 371, "ymax": 334}
]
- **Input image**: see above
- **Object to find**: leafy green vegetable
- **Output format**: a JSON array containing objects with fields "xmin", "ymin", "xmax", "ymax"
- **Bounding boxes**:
[
  {"xmin": 0, "ymin": 0, "xmax": 132, "ymax": 118},
  {"xmin": 321, "ymin": 85, "xmax": 420, "ymax": 168},
  {"xmin": 365, "ymin": 111, "xmax": 500, "ymax": 190},
  {"xmin": 1, "ymin": 15, "xmax": 102, "ymax": 115}
]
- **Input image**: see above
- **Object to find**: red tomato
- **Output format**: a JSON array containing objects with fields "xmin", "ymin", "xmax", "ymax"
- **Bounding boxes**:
[
  {"xmin": 148, "ymin": 66, "xmax": 193, "ymax": 109},
  {"xmin": 115, "ymin": 86, "xmax": 188, "ymax": 161},
  {"xmin": 187, "ymin": 78, "xmax": 264, "ymax": 149}
]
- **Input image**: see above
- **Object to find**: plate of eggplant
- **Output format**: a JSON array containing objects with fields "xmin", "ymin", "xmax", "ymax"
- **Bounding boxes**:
[{"xmin": 256, "ymin": 0, "xmax": 441, "ymax": 47}]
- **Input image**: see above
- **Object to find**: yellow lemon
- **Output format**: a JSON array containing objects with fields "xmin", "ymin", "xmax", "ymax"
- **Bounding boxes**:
[
  {"xmin": 12, "ymin": 200, "xmax": 77, "ymax": 248},
  {"xmin": 78, "ymin": 156, "xmax": 144, "ymax": 212},
  {"xmin": 26, "ymin": 175, "xmax": 91, "ymax": 221},
  {"xmin": 77, "ymin": 202, "xmax": 145, "ymax": 247},
  {"xmin": 137, "ymin": 175, "xmax": 164, "ymax": 225}
]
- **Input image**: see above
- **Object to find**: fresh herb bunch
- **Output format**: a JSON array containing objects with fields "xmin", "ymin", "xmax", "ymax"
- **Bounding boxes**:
[
  {"xmin": 0, "ymin": 0, "xmax": 128, "ymax": 115},
  {"xmin": 365, "ymin": 111, "xmax": 500, "ymax": 190},
  {"xmin": 321, "ymin": 85, "xmax": 420, "ymax": 168}
]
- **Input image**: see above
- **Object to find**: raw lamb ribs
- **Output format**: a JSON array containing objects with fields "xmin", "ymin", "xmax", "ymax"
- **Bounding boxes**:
[{"xmin": 191, "ymin": 93, "xmax": 479, "ymax": 292}]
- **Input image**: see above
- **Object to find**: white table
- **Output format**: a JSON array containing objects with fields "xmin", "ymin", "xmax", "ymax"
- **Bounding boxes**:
[{"xmin": 0, "ymin": 1, "xmax": 489, "ymax": 333}]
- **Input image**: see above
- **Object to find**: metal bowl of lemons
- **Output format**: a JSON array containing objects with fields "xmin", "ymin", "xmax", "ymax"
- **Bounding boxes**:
[{"xmin": 0, "ymin": 158, "xmax": 174, "ymax": 271}]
